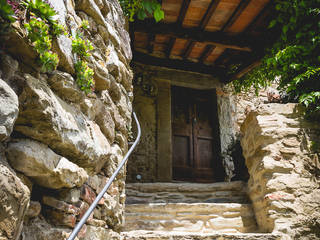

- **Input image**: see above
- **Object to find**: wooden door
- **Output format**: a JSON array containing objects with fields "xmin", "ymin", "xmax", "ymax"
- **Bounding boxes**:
[{"xmin": 172, "ymin": 86, "xmax": 221, "ymax": 182}]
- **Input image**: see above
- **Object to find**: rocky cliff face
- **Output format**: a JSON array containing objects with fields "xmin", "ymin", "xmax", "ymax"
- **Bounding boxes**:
[
  {"xmin": 0, "ymin": 0, "xmax": 132, "ymax": 239},
  {"xmin": 241, "ymin": 104, "xmax": 320, "ymax": 239}
]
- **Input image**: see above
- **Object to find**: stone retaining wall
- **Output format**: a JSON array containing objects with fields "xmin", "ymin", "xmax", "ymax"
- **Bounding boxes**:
[
  {"xmin": 0, "ymin": 0, "xmax": 132, "ymax": 239},
  {"xmin": 240, "ymin": 103, "xmax": 320, "ymax": 239}
]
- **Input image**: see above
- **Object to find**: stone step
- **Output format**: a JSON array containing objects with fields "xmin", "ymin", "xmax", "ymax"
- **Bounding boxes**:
[
  {"xmin": 124, "ymin": 203, "xmax": 257, "ymax": 233},
  {"xmin": 126, "ymin": 181, "xmax": 249, "ymax": 204},
  {"xmin": 121, "ymin": 231, "xmax": 281, "ymax": 240}
]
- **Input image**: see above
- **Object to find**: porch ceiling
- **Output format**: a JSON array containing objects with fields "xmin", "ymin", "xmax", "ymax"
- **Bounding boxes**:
[{"xmin": 130, "ymin": 0, "xmax": 276, "ymax": 82}]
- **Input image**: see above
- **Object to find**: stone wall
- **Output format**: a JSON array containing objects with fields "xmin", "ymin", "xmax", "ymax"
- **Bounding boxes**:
[
  {"xmin": 126, "ymin": 79, "xmax": 157, "ymax": 182},
  {"xmin": 0, "ymin": 0, "xmax": 132, "ymax": 239},
  {"xmin": 241, "ymin": 103, "xmax": 320, "ymax": 239},
  {"xmin": 216, "ymin": 86, "xmax": 269, "ymax": 181}
]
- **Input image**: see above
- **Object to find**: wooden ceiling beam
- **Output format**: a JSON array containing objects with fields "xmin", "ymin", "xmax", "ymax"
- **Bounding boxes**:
[
  {"xmin": 167, "ymin": 0, "xmax": 191, "ymax": 59},
  {"xmin": 200, "ymin": 0, "xmax": 221, "ymax": 30},
  {"xmin": 182, "ymin": 41, "xmax": 196, "ymax": 59},
  {"xmin": 243, "ymin": 1, "xmax": 274, "ymax": 34},
  {"xmin": 177, "ymin": 0, "xmax": 192, "ymax": 25},
  {"xmin": 133, "ymin": 51, "xmax": 226, "ymax": 77},
  {"xmin": 133, "ymin": 21, "xmax": 252, "ymax": 52},
  {"xmin": 229, "ymin": 60, "xmax": 261, "ymax": 81},
  {"xmin": 221, "ymin": 0, "xmax": 251, "ymax": 32},
  {"xmin": 166, "ymin": 37, "xmax": 176, "ymax": 58},
  {"xmin": 199, "ymin": 45, "xmax": 215, "ymax": 63},
  {"xmin": 147, "ymin": 34, "xmax": 155, "ymax": 53}
]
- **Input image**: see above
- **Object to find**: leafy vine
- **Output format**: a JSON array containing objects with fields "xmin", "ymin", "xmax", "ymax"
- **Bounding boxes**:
[
  {"xmin": 119, "ymin": 0, "xmax": 164, "ymax": 22},
  {"xmin": 233, "ymin": 0, "xmax": 320, "ymax": 118}
]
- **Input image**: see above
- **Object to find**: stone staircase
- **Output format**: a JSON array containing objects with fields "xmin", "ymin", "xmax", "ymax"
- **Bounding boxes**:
[{"xmin": 121, "ymin": 181, "xmax": 280, "ymax": 240}]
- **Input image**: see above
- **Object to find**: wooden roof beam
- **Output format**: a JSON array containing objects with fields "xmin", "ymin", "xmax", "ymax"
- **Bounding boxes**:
[
  {"xmin": 243, "ymin": 0, "xmax": 273, "ymax": 34},
  {"xmin": 177, "ymin": 0, "xmax": 191, "ymax": 25},
  {"xmin": 229, "ymin": 60, "xmax": 261, "ymax": 81},
  {"xmin": 200, "ymin": 0, "xmax": 221, "ymax": 30},
  {"xmin": 133, "ymin": 51, "xmax": 226, "ymax": 77},
  {"xmin": 221, "ymin": 0, "xmax": 251, "ymax": 32},
  {"xmin": 182, "ymin": 41, "xmax": 196, "ymax": 59},
  {"xmin": 166, "ymin": 37, "xmax": 176, "ymax": 58},
  {"xmin": 147, "ymin": 34, "xmax": 155, "ymax": 53},
  {"xmin": 199, "ymin": 45, "xmax": 215, "ymax": 63},
  {"xmin": 133, "ymin": 21, "xmax": 252, "ymax": 52},
  {"xmin": 166, "ymin": 0, "xmax": 191, "ymax": 59}
]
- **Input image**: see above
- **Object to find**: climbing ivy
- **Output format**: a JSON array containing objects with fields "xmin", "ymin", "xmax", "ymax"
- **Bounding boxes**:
[
  {"xmin": 233, "ymin": 0, "xmax": 320, "ymax": 118},
  {"xmin": 119, "ymin": 0, "xmax": 164, "ymax": 22}
]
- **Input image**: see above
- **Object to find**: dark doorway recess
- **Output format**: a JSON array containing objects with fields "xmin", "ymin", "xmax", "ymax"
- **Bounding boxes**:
[{"xmin": 171, "ymin": 86, "xmax": 224, "ymax": 182}]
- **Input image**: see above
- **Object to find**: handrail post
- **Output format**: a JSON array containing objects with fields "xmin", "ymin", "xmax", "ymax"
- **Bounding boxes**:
[{"xmin": 67, "ymin": 112, "xmax": 141, "ymax": 240}]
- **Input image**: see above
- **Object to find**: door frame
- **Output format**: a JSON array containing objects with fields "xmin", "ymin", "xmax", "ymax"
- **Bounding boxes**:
[{"xmin": 156, "ymin": 83, "xmax": 223, "ymax": 182}]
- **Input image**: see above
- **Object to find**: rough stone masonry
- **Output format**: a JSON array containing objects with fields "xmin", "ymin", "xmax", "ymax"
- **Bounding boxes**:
[
  {"xmin": 241, "ymin": 103, "xmax": 320, "ymax": 239},
  {"xmin": 0, "ymin": 0, "xmax": 133, "ymax": 239}
]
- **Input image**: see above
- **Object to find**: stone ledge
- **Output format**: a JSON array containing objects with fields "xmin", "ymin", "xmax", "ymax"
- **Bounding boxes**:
[
  {"xmin": 121, "ymin": 231, "xmax": 281, "ymax": 240},
  {"xmin": 126, "ymin": 182, "xmax": 249, "ymax": 204},
  {"xmin": 126, "ymin": 181, "xmax": 247, "ymax": 193},
  {"xmin": 124, "ymin": 203, "xmax": 257, "ymax": 233}
]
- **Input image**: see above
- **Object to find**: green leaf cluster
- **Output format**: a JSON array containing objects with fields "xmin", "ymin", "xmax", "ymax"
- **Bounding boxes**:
[
  {"xmin": 74, "ymin": 60, "xmax": 94, "ymax": 94},
  {"xmin": 0, "ymin": 0, "xmax": 15, "ymax": 34},
  {"xmin": 234, "ymin": 0, "xmax": 320, "ymax": 119},
  {"xmin": 23, "ymin": 0, "xmax": 65, "ymax": 72},
  {"xmin": 119, "ymin": 0, "xmax": 164, "ymax": 22},
  {"xmin": 25, "ymin": 17, "xmax": 59, "ymax": 72},
  {"xmin": 72, "ymin": 34, "xmax": 94, "ymax": 58},
  {"xmin": 22, "ymin": 0, "xmax": 65, "ymax": 35},
  {"xmin": 72, "ymin": 21, "xmax": 95, "ymax": 93}
]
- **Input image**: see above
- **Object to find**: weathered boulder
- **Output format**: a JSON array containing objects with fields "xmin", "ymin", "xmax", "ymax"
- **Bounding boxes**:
[
  {"xmin": 14, "ymin": 74, "xmax": 111, "ymax": 174},
  {"xmin": 0, "ymin": 154, "xmax": 30, "ymax": 240},
  {"xmin": 0, "ymin": 55, "xmax": 19, "ymax": 81},
  {"xmin": 22, "ymin": 217, "xmax": 78, "ymax": 240},
  {"xmin": 47, "ymin": 70, "xmax": 85, "ymax": 103},
  {"xmin": 0, "ymin": 79, "xmax": 19, "ymax": 141},
  {"xmin": 81, "ymin": 225, "xmax": 120, "ymax": 240},
  {"xmin": 53, "ymin": 35, "xmax": 75, "ymax": 74},
  {"xmin": 7, "ymin": 139, "xmax": 88, "ymax": 189},
  {"xmin": 75, "ymin": 0, "xmax": 106, "ymax": 26},
  {"xmin": 92, "ymin": 59, "xmax": 111, "ymax": 91}
]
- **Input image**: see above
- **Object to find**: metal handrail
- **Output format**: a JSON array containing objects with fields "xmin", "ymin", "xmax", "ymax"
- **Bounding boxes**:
[{"xmin": 67, "ymin": 112, "xmax": 141, "ymax": 240}]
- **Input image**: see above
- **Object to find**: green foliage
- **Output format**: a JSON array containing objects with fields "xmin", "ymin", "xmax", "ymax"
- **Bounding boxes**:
[
  {"xmin": 39, "ymin": 50, "xmax": 59, "ymax": 72},
  {"xmin": 234, "ymin": 0, "xmax": 320, "ymax": 118},
  {"xmin": 23, "ymin": 0, "xmax": 56, "ymax": 24},
  {"xmin": 0, "ymin": 0, "xmax": 15, "ymax": 34},
  {"xmin": 119, "ymin": 0, "xmax": 164, "ymax": 22},
  {"xmin": 72, "ymin": 34, "xmax": 94, "ymax": 58},
  {"xmin": 22, "ymin": 0, "xmax": 66, "ymax": 72},
  {"xmin": 72, "ymin": 21, "xmax": 95, "ymax": 93},
  {"xmin": 80, "ymin": 19, "xmax": 89, "ymax": 30},
  {"xmin": 75, "ymin": 60, "xmax": 94, "ymax": 94},
  {"xmin": 23, "ymin": 0, "xmax": 65, "ymax": 35},
  {"xmin": 0, "ymin": 0, "xmax": 15, "ymax": 22}
]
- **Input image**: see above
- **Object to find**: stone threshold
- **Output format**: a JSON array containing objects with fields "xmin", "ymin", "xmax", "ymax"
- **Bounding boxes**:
[{"xmin": 121, "ymin": 230, "xmax": 281, "ymax": 240}]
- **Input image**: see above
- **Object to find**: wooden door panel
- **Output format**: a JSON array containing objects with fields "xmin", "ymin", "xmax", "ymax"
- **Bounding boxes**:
[
  {"xmin": 172, "ymin": 86, "xmax": 221, "ymax": 182},
  {"xmin": 197, "ymin": 138, "xmax": 213, "ymax": 168},
  {"xmin": 173, "ymin": 135, "xmax": 191, "ymax": 167}
]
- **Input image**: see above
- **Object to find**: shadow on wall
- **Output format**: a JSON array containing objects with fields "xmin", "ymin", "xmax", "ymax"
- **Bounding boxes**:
[{"xmin": 222, "ymin": 135, "xmax": 249, "ymax": 182}]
